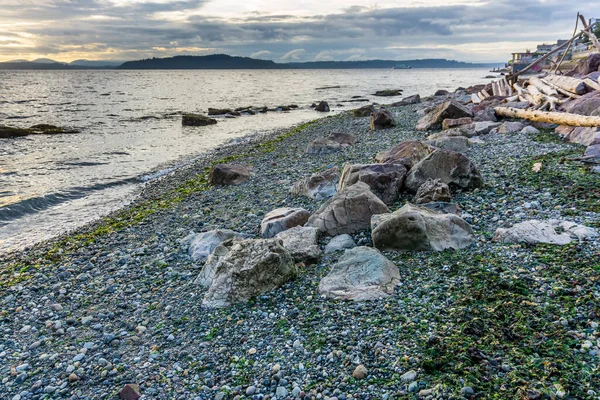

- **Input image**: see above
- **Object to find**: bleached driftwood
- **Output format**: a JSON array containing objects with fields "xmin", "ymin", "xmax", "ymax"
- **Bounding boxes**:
[
  {"xmin": 528, "ymin": 77, "xmax": 558, "ymax": 96},
  {"xmin": 494, "ymin": 107, "xmax": 600, "ymax": 127},
  {"xmin": 541, "ymin": 78, "xmax": 582, "ymax": 99},
  {"xmin": 584, "ymin": 78, "xmax": 600, "ymax": 92},
  {"xmin": 543, "ymin": 75, "xmax": 587, "ymax": 95}
]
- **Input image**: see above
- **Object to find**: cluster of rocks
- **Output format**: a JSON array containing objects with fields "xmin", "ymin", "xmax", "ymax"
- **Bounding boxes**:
[
  {"xmin": 0, "ymin": 124, "xmax": 80, "ymax": 138},
  {"xmin": 182, "ymin": 104, "xmax": 305, "ymax": 127}
]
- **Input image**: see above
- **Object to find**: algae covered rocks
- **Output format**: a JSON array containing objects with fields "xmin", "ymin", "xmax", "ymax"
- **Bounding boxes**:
[{"xmin": 181, "ymin": 113, "xmax": 217, "ymax": 126}]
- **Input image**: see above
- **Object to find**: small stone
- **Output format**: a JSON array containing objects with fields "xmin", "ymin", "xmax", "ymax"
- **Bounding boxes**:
[
  {"xmin": 248, "ymin": 347, "xmax": 257, "ymax": 355},
  {"xmin": 408, "ymin": 382, "xmax": 419, "ymax": 392},
  {"xmin": 272, "ymin": 363, "xmax": 281, "ymax": 373},
  {"xmin": 352, "ymin": 365, "xmax": 368, "ymax": 380},
  {"xmin": 276, "ymin": 386, "xmax": 288, "ymax": 398},
  {"xmin": 246, "ymin": 386, "xmax": 257, "ymax": 395},
  {"xmin": 68, "ymin": 373, "xmax": 79, "ymax": 382},
  {"xmin": 50, "ymin": 304, "xmax": 63, "ymax": 312},
  {"xmin": 461, "ymin": 386, "xmax": 474, "ymax": 396},
  {"xmin": 400, "ymin": 370, "xmax": 417, "ymax": 382},
  {"xmin": 119, "ymin": 384, "xmax": 141, "ymax": 400}
]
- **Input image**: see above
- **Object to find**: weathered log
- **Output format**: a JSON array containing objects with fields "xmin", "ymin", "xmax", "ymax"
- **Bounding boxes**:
[
  {"xmin": 494, "ymin": 106, "xmax": 600, "ymax": 127},
  {"xmin": 541, "ymin": 78, "xmax": 582, "ymax": 99},
  {"xmin": 528, "ymin": 77, "xmax": 558, "ymax": 96},
  {"xmin": 584, "ymin": 78, "xmax": 600, "ymax": 92},
  {"xmin": 544, "ymin": 75, "xmax": 587, "ymax": 95}
]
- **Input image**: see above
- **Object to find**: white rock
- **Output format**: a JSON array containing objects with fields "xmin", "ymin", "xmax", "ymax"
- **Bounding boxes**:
[
  {"xmin": 324, "ymin": 234, "xmax": 357, "ymax": 254},
  {"xmin": 493, "ymin": 220, "xmax": 598, "ymax": 245},
  {"xmin": 188, "ymin": 229, "xmax": 250, "ymax": 262}
]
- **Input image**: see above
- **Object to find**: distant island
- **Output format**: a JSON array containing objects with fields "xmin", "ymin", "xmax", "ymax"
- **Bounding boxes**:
[{"xmin": 0, "ymin": 54, "xmax": 503, "ymax": 70}]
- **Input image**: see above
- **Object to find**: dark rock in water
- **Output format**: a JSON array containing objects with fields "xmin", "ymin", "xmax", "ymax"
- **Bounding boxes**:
[
  {"xmin": 434, "ymin": 89, "xmax": 449, "ymax": 96},
  {"xmin": 416, "ymin": 100, "xmax": 473, "ymax": 131},
  {"xmin": 235, "ymin": 106, "xmax": 253, "ymax": 112},
  {"xmin": 328, "ymin": 132, "xmax": 356, "ymax": 146},
  {"xmin": 277, "ymin": 105, "xmax": 291, "ymax": 111},
  {"xmin": 0, "ymin": 124, "xmax": 79, "ymax": 138},
  {"xmin": 208, "ymin": 164, "xmax": 251, "ymax": 185},
  {"xmin": 0, "ymin": 126, "xmax": 31, "ymax": 138},
  {"xmin": 373, "ymin": 89, "xmax": 403, "ymax": 97},
  {"xmin": 465, "ymin": 84, "xmax": 487, "ymax": 94},
  {"xmin": 338, "ymin": 163, "xmax": 407, "ymax": 205},
  {"xmin": 391, "ymin": 94, "xmax": 421, "ymax": 106},
  {"xmin": 182, "ymin": 114, "xmax": 217, "ymax": 126},
  {"xmin": 353, "ymin": 105, "xmax": 375, "ymax": 117},
  {"xmin": 370, "ymin": 110, "xmax": 395, "ymax": 130},
  {"xmin": 315, "ymin": 101, "xmax": 330, "ymax": 112},
  {"xmin": 288, "ymin": 104, "xmax": 299, "ymax": 109},
  {"xmin": 208, "ymin": 108, "xmax": 233, "ymax": 116},
  {"xmin": 405, "ymin": 150, "xmax": 483, "ymax": 193}
]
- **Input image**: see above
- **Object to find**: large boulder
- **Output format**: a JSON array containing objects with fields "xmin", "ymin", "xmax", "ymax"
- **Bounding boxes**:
[
  {"xmin": 404, "ymin": 150, "xmax": 483, "ymax": 193},
  {"xmin": 290, "ymin": 167, "xmax": 340, "ymax": 200},
  {"xmin": 315, "ymin": 101, "xmax": 330, "ymax": 112},
  {"xmin": 197, "ymin": 238, "xmax": 297, "ymax": 308},
  {"xmin": 307, "ymin": 182, "xmax": 390, "ymax": 236},
  {"xmin": 371, "ymin": 204, "xmax": 474, "ymax": 251},
  {"xmin": 375, "ymin": 140, "xmax": 436, "ymax": 169},
  {"xmin": 306, "ymin": 138, "xmax": 342, "ymax": 155},
  {"xmin": 208, "ymin": 164, "xmax": 251, "ymax": 185},
  {"xmin": 391, "ymin": 94, "xmax": 421, "ymax": 106},
  {"xmin": 318, "ymin": 247, "xmax": 400, "ymax": 301},
  {"xmin": 414, "ymin": 179, "xmax": 451, "ymax": 204},
  {"xmin": 416, "ymin": 100, "xmax": 473, "ymax": 131},
  {"xmin": 328, "ymin": 132, "xmax": 356, "ymax": 146},
  {"xmin": 353, "ymin": 105, "xmax": 375, "ymax": 117},
  {"xmin": 338, "ymin": 163, "xmax": 407, "ymax": 204},
  {"xmin": 276, "ymin": 226, "xmax": 321, "ymax": 263},
  {"xmin": 188, "ymin": 229, "xmax": 251, "ymax": 262},
  {"xmin": 560, "ymin": 91, "xmax": 600, "ymax": 117},
  {"xmin": 555, "ymin": 126, "xmax": 600, "ymax": 146},
  {"xmin": 567, "ymin": 53, "xmax": 600, "ymax": 76},
  {"xmin": 493, "ymin": 220, "xmax": 598, "ymax": 245},
  {"xmin": 182, "ymin": 113, "xmax": 217, "ymax": 126},
  {"xmin": 260, "ymin": 207, "xmax": 311, "ymax": 238},
  {"xmin": 370, "ymin": 110, "xmax": 396, "ymax": 130}
]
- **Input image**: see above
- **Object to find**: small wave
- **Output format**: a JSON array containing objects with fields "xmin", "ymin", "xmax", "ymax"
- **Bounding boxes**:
[{"xmin": 0, "ymin": 178, "xmax": 139, "ymax": 222}]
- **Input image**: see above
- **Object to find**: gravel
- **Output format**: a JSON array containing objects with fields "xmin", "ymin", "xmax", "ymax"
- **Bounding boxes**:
[{"xmin": 0, "ymin": 96, "xmax": 598, "ymax": 399}]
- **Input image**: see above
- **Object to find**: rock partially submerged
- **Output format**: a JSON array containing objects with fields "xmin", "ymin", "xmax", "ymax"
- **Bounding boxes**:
[
  {"xmin": 371, "ymin": 204, "xmax": 474, "ymax": 252},
  {"xmin": 182, "ymin": 113, "xmax": 218, "ymax": 126},
  {"xmin": 318, "ymin": 247, "xmax": 400, "ymax": 301},
  {"xmin": 338, "ymin": 163, "xmax": 407, "ymax": 205},
  {"xmin": 404, "ymin": 150, "xmax": 483, "ymax": 193},
  {"xmin": 290, "ymin": 167, "xmax": 340, "ymax": 200},
  {"xmin": 260, "ymin": 207, "xmax": 311, "ymax": 238},
  {"xmin": 198, "ymin": 238, "xmax": 297, "ymax": 308},
  {"xmin": 307, "ymin": 182, "xmax": 390, "ymax": 236},
  {"xmin": 0, "ymin": 124, "xmax": 79, "ymax": 138},
  {"xmin": 208, "ymin": 164, "xmax": 252, "ymax": 185},
  {"xmin": 353, "ymin": 105, "xmax": 375, "ymax": 117},
  {"xmin": 315, "ymin": 101, "xmax": 330, "ymax": 112},
  {"xmin": 373, "ymin": 89, "xmax": 403, "ymax": 97},
  {"xmin": 493, "ymin": 220, "xmax": 598, "ymax": 245}
]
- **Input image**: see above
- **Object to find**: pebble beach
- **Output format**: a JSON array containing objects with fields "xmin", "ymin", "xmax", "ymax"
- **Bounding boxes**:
[{"xmin": 1, "ymin": 92, "xmax": 599, "ymax": 400}]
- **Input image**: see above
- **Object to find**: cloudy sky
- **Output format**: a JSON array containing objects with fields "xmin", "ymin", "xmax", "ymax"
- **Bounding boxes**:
[{"xmin": 0, "ymin": 0, "xmax": 597, "ymax": 63}]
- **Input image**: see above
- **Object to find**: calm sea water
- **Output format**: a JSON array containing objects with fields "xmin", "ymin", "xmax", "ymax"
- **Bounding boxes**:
[{"xmin": 0, "ymin": 68, "xmax": 491, "ymax": 252}]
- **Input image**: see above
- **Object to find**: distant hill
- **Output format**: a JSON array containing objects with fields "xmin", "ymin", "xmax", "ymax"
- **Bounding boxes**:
[
  {"xmin": 69, "ymin": 59, "xmax": 125, "ymax": 67},
  {"xmin": 120, "ymin": 54, "xmax": 501, "ymax": 70}
]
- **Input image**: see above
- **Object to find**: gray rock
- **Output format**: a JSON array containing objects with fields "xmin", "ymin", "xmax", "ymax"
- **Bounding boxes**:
[
  {"xmin": 371, "ymin": 203, "xmax": 474, "ymax": 251},
  {"xmin": 370, "ymin": 110, "xmax": 396, "ymax": 130},
  {"xmin": 208, "ymin": 164, "xmax": 252, "ymax": 185},
  {"xmin": 416, "ymin": 100, "xmax": 473, "ymax": 131},
  {"xmin": 307, "ymin": 182, "xmax": 390, "ymax": 236},
  {"xmin": 260, "ymin": 207, "xmax": 312, "ymax": 238},
  {"xmin": 188, "ymin": 229, "xmax": 250, "ymax": 262},
  {"xmin": 275, "ymin": 226, "xmax": 321, "ymax": 263},
  {"xmin": 414, "ymin": 179, "xmax": 451, "ymax": 204},
  {"xmin": 182, "ymin": 113, "xmax": 217, "ymax": 126},
  {"xmin": 404, "ymin": 150, "xmax": 483, "ymax": 193},
  {"xmin": 493, "ymin": 220, "xmax": 598, "ymax": 245},
  {"xmin": 374, "ymin": 140, "xmax": 436, "ymax": 169},
  {"xmin": 353, "ymin": 104, "xmax": 375, "ymax": 117},
  {"xmin": 306, "ymin": 138, "xmax": 342, "ymax": 155},
  {"xmin": 494, "ymin": 121, "xmax": 527, "ymax": 134},
  {"xmin": 276, "ymin": 386, "xmax": 289, "ymax": 398},
  {"xmin": 338, "ymin": 163, "xmax": 407, "ymax": 205},
  {"xmin": 315, "ymin": 101, "xmax": 330, "ymax": 112},
  {"xmin": 290, "ymin": 167, "xmax": 340, "ymax": 200},
  {"xmin": 328, "ymin": 132, "xmax": 356, "ymax": 146},
  {"xmin": 325, "ymin": 234, "xmax": 356, "ymax": 254},
  {"xmin": 424, "ymin": 136, "xmax": 469, "ymax": 153},
  {"xmin": 391, "ymin": 94, "xmax": 421, "ymax": 106},
  {"xmin": 521, "ymin": 126, "xmax": 541, "ymax": 135},
  {"xmin": 200, "ymin": 238, "xmax": 297, "ymax": 308},
  {"xmin": 319, "ymin": 247, "xmax": 400, "ymax": 301}
]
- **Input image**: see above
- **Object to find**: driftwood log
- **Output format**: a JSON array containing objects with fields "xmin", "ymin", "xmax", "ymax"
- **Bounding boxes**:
[
  {"xmin": 543, "ymin": 75, "xmax": 587, "ymax": 95},
  {"xmin": 494, "ymin": 107, "xmax": 600, "ymax": 127},
  {"xmin": 528, "ymin": 77, "xmax": 558, "ymax": 96}
]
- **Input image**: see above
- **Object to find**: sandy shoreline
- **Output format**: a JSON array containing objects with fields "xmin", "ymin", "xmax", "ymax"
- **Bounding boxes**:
[{"xmin": 1, "ymin": 95, "xmax": 599, "ymax": 399}]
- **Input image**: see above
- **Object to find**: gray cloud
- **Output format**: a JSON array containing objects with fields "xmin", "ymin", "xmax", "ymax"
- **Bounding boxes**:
[{"xmin": 1, "ymin": 0, "xmax": 597, "ymax": 62}]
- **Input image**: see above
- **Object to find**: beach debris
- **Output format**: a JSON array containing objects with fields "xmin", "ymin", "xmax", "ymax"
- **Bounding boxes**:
[
  {"xmin": 319, "ymin": 247, "xmax": 399, "ymax": 301},
  {"xmin": 532, "ymin": 162, "xmax": 543, "ymax": 173},
  {"xmin": 371, "ymin": 203, "xmax": 474, "ymax": 252}
]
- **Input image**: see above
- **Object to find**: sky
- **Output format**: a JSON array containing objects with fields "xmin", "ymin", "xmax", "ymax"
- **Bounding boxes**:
[{"xmin": 0, "ymin": 0, "xmax": 597, "ymax": 63}]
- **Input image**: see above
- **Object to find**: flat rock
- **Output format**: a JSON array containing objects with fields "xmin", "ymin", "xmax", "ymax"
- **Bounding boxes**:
[
  {"xmin": 473, "ymin": 108, "xmax": 498, "ymax": 122},
  {"xmin": 199, "ymin": 238, "xmax": 297, "ymax": 307},
  {"xmin": 493, "ymin": 220, "xmax": 598, "ymax": 245},
  {"xmin": 375, "ymin": 140, "xmax": 436, "ymax": 169},
  {"xmin": 371, "ymin": 203, "xmax": 474, "ymax": 251},
  {"xmin": 275, "ymin": 226, "xmax": 321, "ymax": 263},
  {"xmin": 416, "ymin": 100, "xmax": 473, "ymax": 131},
  {"xmin": 404, "ymin": 150, "xmax": 483, "ymax": 193},
  {"xmin": 290, "ymin": 167, "xmax": 340, "ymax": 200},
  {"xmin": 328, "ymin": 132, "xmax": 356, "ymax": 146},
  {"xmin": 338, "ymin": 163, "xmax": 407, "ymax": 204},
  {"xmin": 182, "ymin": 113, "xmax": 217, "ymax": 126},
  {"xmin": 318, "ymin": 247, "xmax": 400, "ymax": 300},
  {"xmin": 306, "ymin": 138, "xmax": 342, "ymax": 155},
  {"xmin": 414, "ymin": 178, "xmax": 451, "ymax": 204},
  {"xmin": 495, "ymin": 121, "xmax": 527, "ymax": 134},
  {"xmin": 307, "ymin": 182, "xmax": 390, "ymax": 236},
  {"xmin": 442, "ymin": 117, "xmax": 473, "ymax": 130},
  {"xmin": 188, "ymin": 229, "xmax": 251, "ymax": 262},
  {"xmin": 373, "ymin": 89, "xmax": 403, "ymax": 97},
  {"xmin": 208, "ymin": 164, "xmax": 251, "ymax": 185},
  {"xmin": 424, "ymin": 136, "xmax": 469, "ymax": 153},
  {"xmin": 391, "ymin": 94, "xmax": 421, "ymax": 106},
  {"xmin": 260, "ymin": 207, "xmax": 311, "ymax": 238},
  {"xmin": 324, "ymin": 234, "xmax": 357, "ymax": 253},
  {"xmin": 370, "ymin": 110, "xmax": 395, "ymax": 130}
]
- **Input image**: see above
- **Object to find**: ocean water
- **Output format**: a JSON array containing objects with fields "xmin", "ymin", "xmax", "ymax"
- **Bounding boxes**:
[{"xmin": 0, "ymin": 68, "xmax": 491, "ymax": 252}]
